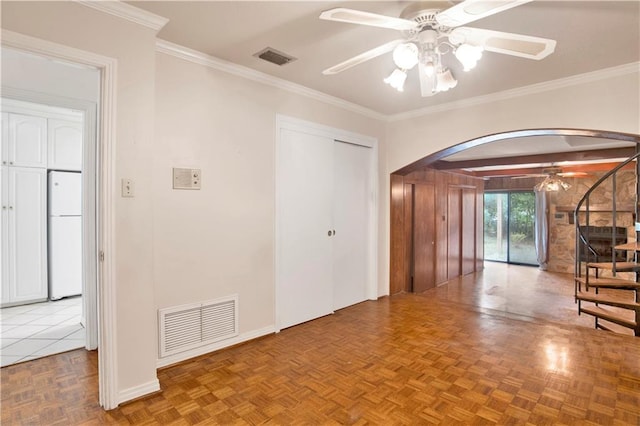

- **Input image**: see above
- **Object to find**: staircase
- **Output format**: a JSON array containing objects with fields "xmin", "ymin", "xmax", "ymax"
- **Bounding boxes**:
[{"xmin": 574, "ymin": 151, "xmax": 640, "ymax": 336}]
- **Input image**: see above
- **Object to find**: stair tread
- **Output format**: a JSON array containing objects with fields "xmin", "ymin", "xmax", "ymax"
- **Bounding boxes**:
[
  {"xmin": 586, "ymin": 261, "xmax": 640, "ymax": 270},
  {"xmin": 575, "ymin": 277, "xmax": 640, "ymax": 289},
  {"xmin": 615, "ymin": 241, "xmax": 640, "ymax": 251},
  {"xmin": 576, "ymin": 291, "xmax": 640, "ymax": 309},
  {"xmin": 596, "ymin": 321, "xmax": 635, "ymax": 335},
  {"xmin": 580, "ymin": 306, "xmax": 637, "ymax": 329}
]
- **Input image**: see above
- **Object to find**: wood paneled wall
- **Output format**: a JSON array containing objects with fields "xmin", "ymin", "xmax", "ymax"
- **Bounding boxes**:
[{"xmin": 390, "ymin": 169, "xmax": 485, "ymax": 294}]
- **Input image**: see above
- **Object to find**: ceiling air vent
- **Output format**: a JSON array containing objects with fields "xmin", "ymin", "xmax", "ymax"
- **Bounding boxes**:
[{"xmin": 254, "ymin": 47, "xmax": 297, "ymax": 66}]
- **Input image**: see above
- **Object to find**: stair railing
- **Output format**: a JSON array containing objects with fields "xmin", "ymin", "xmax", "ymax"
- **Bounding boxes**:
[{"xmin": 574, "ymin": 151, "xmax": 640, "ymax": 296}]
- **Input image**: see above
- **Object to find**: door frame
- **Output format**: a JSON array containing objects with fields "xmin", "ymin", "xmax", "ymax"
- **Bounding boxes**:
[
  {"xmin": 274, "ymin": 114, "xmax": 379, "ymax": 331},
  {"xmin": 484, "ymin": 190, "xmax": 538, "ymax": 266},
  {"xmin": 2, "ymin": 30, "xmax": 118, "ymax": 409},
  {"xmin": 1, "ymin": 95, "xmax": 98, "ymax": 345}
]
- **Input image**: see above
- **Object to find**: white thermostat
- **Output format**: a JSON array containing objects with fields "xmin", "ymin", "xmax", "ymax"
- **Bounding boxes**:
[{"xmin": 173, "ymin": 168, "xmax": 201, "ymax": 190}]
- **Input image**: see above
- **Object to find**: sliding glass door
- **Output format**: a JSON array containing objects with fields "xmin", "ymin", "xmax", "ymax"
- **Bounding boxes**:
[{"xmin": 484, "ymin": 191, "xmax": 538, "ymax": 265}]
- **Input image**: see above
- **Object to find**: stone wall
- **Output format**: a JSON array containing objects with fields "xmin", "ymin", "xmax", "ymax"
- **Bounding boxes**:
[{"xmin": 546, "ymin": 170, "xmax": 636, "ymax": 273}]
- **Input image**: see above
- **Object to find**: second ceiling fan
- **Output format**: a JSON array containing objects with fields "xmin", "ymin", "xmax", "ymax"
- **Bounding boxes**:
[{"xmin": 320, "ymin": 0, "xmax": 557, "ymax": 96}]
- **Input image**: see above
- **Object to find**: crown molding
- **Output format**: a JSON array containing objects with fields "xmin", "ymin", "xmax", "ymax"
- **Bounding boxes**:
[
  {"xmin": 155, "ymin": 39, "xmax": 387, "ymax": 122},
  {"xmin": 388, "ymin": 62, "xmax": 640, "ymax": 122},
  {"xmin": 76, "ymin": 0, "xmax": 169, "ymax": 32},
  {"xmin": 157, "ymin": 37, "xmax": 637, "ymax": 124}
]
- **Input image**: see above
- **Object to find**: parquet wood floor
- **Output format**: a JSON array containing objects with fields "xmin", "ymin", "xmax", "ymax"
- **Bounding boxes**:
[{"xmin": 2, "ymin": 279, "xmax": 640, "ymax": 424}]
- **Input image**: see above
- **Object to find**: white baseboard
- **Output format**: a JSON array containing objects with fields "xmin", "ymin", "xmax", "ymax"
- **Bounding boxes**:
[
  {"xmin": 117, "ymin": 378, "xmax": 161, "ymax": 405},
  {"xmin": 156, "ymin": 325, "xmax": 275, "ymax": 369}
]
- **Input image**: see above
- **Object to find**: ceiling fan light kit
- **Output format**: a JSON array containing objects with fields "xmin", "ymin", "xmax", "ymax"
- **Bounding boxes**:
[
  {"xmin": 535, "ymin": 176, "xmax": 572, "ymax": 192},
  {"xmin": 384, "ymin": 68, "xmax": 408, "ymax": 91},
  {"xmin": 455, "ymin": 43, "xmax": 484, "ymax": 71},
  {"xmin": 392, "ymin": 42, "xmax": 420, "ymax": 70},
  {"xmin": 436, "ymin": 68, "xmax": 458, "ymax": 92},
  {"xmin": 320, "ymin": 0, "xmax": 556, "ymax": 97}
]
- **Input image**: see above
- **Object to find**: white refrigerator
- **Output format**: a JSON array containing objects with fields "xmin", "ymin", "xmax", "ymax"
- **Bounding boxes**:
[{"xmin": 48, "ymin": 171, "xmax": 83, "ymax": 300}]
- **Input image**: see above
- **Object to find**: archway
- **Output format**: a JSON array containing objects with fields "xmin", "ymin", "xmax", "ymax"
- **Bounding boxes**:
[{"xmin": 390, "ymin": 128, "xmax": 640, "ymax": 294}]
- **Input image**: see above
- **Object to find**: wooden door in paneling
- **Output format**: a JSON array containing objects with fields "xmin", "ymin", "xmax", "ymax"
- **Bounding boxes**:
[
  {"xmin": 461, "ymin": 188, "xmax": 476, "ymax": 275},
  {"xmin": 413, "ymin": 183, "xmax": 436, "ymax": 292},
  {"xmin": 447, "ymin": 187, "xmax": 462, "ymax": 279},
  {"xmin": 389, "ymin": 174, "xmax": 406, "ymax": 294},
  {"xmin": 403, "ymin": 184, "xmax": 414, "ymax": 292}
]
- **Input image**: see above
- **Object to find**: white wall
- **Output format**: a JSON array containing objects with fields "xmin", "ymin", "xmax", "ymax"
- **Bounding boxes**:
[
  {"xmin": 1, "ymin": 47, "xmax": 100, "ymax": 102},
  {"xmin": 153, "ymin": 52, "xmax": 386, "ymax": 334},
  {"xmin": 2, "ymin": 1, "xmax": 160, "ymax": 397},
  {"xmin": 386, "ymin": 71, "xmax": 640, "ymax": 173}
]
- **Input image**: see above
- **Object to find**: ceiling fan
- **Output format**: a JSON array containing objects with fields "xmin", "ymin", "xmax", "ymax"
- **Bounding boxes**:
[
  {"xmin": 510, "ymin": 167, "xmax": 587, "ymax": 191},
  {"xmin": 511, "ymin": 167, "xmax": 589, "ymax": 179},
  {"xmin": 319, "ymin": 0, "xmax": 557, "ymax": 96}
]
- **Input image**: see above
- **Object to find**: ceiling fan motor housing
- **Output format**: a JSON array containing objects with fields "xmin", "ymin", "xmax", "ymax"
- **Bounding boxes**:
[{"xmin": 400, "ymin": 1, "xmax": 453, "ymax": 31}]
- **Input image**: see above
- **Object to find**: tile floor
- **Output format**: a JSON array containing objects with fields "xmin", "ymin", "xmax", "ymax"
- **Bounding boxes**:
[{"xmin": 0, "ymin": 296, "xmax": 85, "ymax": 367}]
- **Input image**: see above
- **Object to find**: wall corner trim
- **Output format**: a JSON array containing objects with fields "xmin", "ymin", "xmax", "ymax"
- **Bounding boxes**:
[
  {"xmin": 155, "ymin": 39, "xmax": 387, "ymax": 122},
  {"xmin": 117, "ymin": 379, "xmax": 161, "ymax": 406},
  {"xmin": 388, "ymin": 62, "xmax": 640, "ymax": 122},
  {"xmin": 75, "ymin": 0, "xmax": 169, "ymax": 32}
]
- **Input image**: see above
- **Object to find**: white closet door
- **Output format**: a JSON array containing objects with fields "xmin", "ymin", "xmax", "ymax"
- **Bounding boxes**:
[
  {"xmin": 333, "ymin": 141, "xmax": 370, "ymax": 310},
  {"xmin": 277, "ymin": 128, "xmax": 334, "ymax": 330}
]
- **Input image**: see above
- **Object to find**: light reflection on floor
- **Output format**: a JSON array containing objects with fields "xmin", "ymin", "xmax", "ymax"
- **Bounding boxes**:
[{"xmin": 420, "ymin": 261, "xmax": 635, "ymax": 335}]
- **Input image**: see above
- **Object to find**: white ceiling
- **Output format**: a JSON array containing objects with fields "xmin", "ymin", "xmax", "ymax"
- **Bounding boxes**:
[{"xmin": 130, "ymin": 1, "xmax": 640, "ymax": 116}]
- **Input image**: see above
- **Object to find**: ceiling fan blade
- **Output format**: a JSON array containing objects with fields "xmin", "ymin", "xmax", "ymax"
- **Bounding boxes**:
[
  {"xmin": 322, "ymin": 39, "xmax": 404, "ymax": 75},
  {"xmin": 449, "ymin": 27, "xmax": 556, "ymax": 60},
  {"xmin": 559, "ymin": 172, "xmax": 589, "ymax": 178},
  {"xmin": 319, "ymin": 8, "xmax": 419, "ymax": 31},
  {"xmin": 436, "ymin": 0, "xmax": 533, "ymax": 28},
  {"xmin": 511, "ymin": 174, "xmax": 547, "ymax": 179},
  {"xmin": 418, "ymin": 62, "xmax": 437, "ymax": 97}
]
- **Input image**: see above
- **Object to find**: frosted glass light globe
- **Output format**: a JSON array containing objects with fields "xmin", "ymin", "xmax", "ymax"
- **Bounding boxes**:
[{"xmin": 392, "ymin": 43, "xmax": 419, "ymax": 70}]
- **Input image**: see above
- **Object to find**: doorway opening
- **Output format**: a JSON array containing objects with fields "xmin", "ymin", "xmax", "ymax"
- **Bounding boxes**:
[
  {"xmin": 2, "ymin": 28, "xmax": 119, "ymax": 409},
  {"xmin": 484, "ymin": 191, "xmax": 538, "ymax": 266},
  {"xmin": 0, "ymin": 51, "xmax": 99, "ymax": 362}
]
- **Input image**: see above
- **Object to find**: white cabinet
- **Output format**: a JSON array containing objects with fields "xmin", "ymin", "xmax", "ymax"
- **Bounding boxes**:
[
  {"xmin": 2, "ymin": 113, "xmax": 47, "ymax": 168},
  {"xmin": 48, "ymin": 119, "xmax": 83, "ymax": 171},
  {"xmin": 1, "ymin": 167, "xmax": 48, "ymax": 306}
]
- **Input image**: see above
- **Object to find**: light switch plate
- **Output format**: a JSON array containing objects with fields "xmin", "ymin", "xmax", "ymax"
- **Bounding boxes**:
[
  {"xmin": 121, "ymin": 178, "xmax": 134, "ymax": 197},
  {"xmin": 173, "ymin": 168, "xmax": 201, "ymax": 190}
]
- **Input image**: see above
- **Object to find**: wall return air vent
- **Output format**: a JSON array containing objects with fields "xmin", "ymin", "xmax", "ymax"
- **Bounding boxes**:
[
  {"xmin": 253, "ymin": 47, "xmax": 297, "ymax": 66},
  {"xmin": 158, "ymin": 295, "xmax": 238, "ymax": 358}
]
